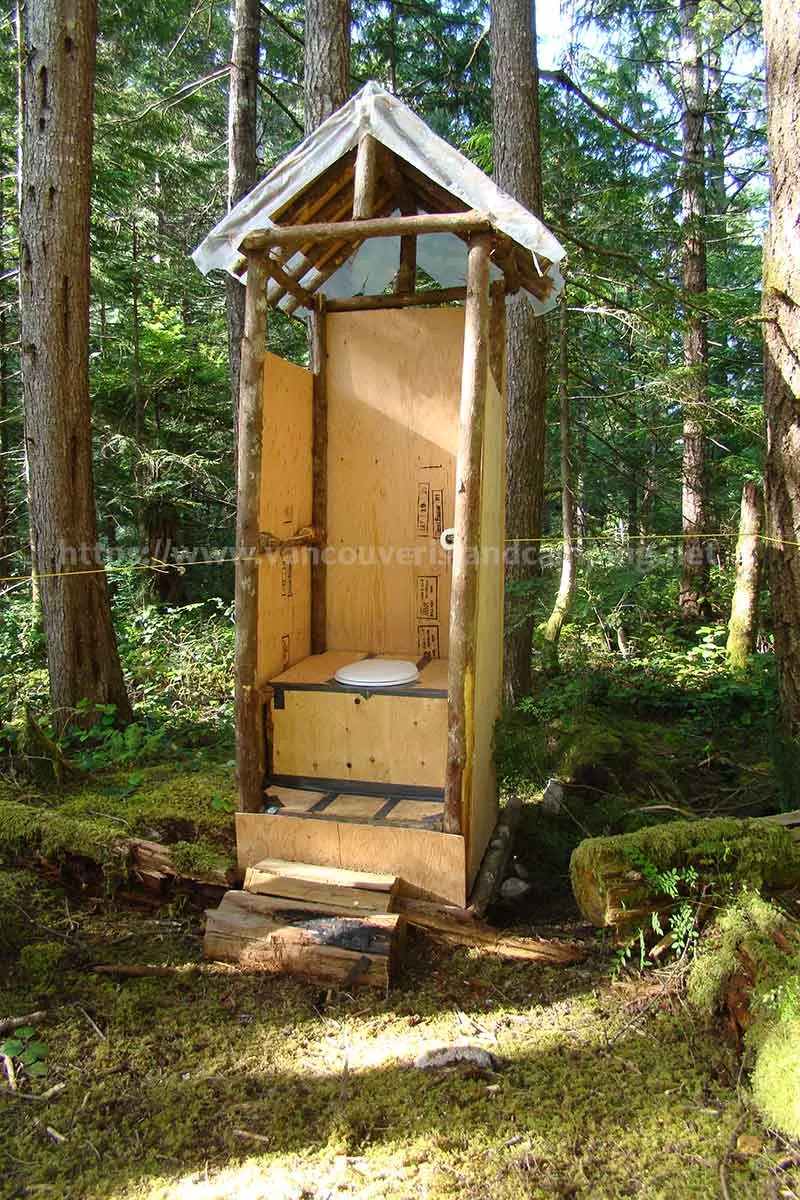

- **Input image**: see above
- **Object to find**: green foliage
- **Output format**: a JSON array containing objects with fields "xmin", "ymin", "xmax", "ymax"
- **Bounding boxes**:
[{"xmin": 1, "ymin": 1024, "xmax": 49, "ymax": 1077}]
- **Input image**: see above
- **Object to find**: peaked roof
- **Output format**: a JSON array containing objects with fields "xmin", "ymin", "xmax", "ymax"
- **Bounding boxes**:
[{"xmin": 193, "ymin": 82, "xmax": 566, "ymax": 317}]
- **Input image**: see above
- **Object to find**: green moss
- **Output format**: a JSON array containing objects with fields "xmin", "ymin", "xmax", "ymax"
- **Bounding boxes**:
[
  {"xmin": 56, "ymin": 762, "xmax": 236, "ymax": 840},
  {"xmin": 686, "ymin": 893, "xmax": 800, "ymax": 1141},
  {"xmin": 687, "ymin": 892, "xmax": 791, "ymax": 1015},
  {"xmin": 751, "ymin": 1018, "xmax": 800, "ymax": 1139},
  {"xmin": 572, "ymin": 818, "xmax": 798, "ymax": 910},
  {"xmin": 18, "ymin": 939, "xmax": 68, "ymax": 989},
  {"xmin": 169, "ymin": 839, "xmax": 234, "ymax": 877},
  {"xmin": 0, "ymin": 869, "xmax": 67, "ymax": 956},
  {"xmin": 0, "ymin": 798, "xmax": 125, "ymax": 865}
]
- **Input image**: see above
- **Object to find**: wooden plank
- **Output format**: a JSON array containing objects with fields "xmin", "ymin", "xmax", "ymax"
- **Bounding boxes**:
[
  {"xmin": 326, "ymin": 794, "xmax": 386, "ymax": 820},
  {"xmin": 263, "ymin": 785, "xmax": 326, "ymax": 812},
  {"xmin": 353, "ymin": 133, "xmax": 379, "ymax": 219},
  {"xmin": 325, "ymin": 287, "xmax": 465, "ymax": 313},
  {"xmin": 444, "ymin": 235, "xmax": 492, "ymax": 836},
  {"xmin": 310, "ymin": 296, "xmax": 328, "ymax": 654},
  {"xmin": 248, "ymin": 858, "xmax": 398, "ymax": 892},
  {"xmin": 236, "ymin": 252, "xmax": 269, "ymax": 813},
  {"xmin": 242, "ymin": 870, "xmax": 396, "ymax": 913},
  {"xmin": 325, "ymin": 308, "xmax": 462, "ymax": 658},
  {"xmin": 241, "ymin": 210, "xmax": 492, "ymax": 251},
  {"xmin": 271, "ymin": 690, "xmax": 447, "ymax": 788},
  {"xmin": 257, "ymin": 352, "xmax": 313, "ymax": 683},
  {"xmin": 236, "ymin": 812, "xmax": 467, "ymax": 905},
  {"xmin": 467, "ymin": 286, "xmax": 506, "ymax": 882},
  {"xmin": 270, "ymin": 650, "xmax": 366, "ymax": 685}
]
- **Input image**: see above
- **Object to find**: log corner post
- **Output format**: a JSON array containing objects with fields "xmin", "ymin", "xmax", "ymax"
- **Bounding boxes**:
[
  {"xmin": 236, "ymin": 251, "xmax": 268, "ymax": 813},
  {"xmin": 443, "ymin": 233, "xmax": 492, "ymax": 839}
]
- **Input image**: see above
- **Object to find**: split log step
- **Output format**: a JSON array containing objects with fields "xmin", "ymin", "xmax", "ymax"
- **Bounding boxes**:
[
  {"xmin": 204, "ymin": 889, "xmax": 404, "ymax": 989},
  {"xmin": 243, "ymin": 857, "xmax": 399, "ymax": 915}
]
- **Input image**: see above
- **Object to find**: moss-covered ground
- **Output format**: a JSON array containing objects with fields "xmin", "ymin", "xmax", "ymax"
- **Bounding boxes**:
[
  {"xmin": 2, "ymin": 590, "xmax": 799, "ymax": 1195},
  {"xmin": 2, "ymin": 868, "xmax": 796, "ymax": 1200}
]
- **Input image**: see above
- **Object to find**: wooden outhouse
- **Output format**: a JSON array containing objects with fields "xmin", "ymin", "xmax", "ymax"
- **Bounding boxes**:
[{"xmin": 194, "ymin": 83, "xmax": 565, "ymax": 909}]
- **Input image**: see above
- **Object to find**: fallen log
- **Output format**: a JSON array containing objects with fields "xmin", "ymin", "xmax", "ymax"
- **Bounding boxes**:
[
  {"xmin": 396, "ymin": 897, "xmax": 585, "ymax": 964},
  {"xmin": 570, "ymin": 816, "xmax": 800, "ymax": 928},
  {"xmin": 468, "ymin": 796, "xmax": 523, "ymax": 918}
]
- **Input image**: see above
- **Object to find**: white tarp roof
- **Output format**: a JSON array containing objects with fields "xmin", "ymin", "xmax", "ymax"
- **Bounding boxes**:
[{"xmin": 192, "ymin": 81, "xmax": 566, "ymax": 317}]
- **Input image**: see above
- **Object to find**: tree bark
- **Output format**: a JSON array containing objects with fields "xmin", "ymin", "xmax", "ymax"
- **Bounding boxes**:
[
  {"xmin": 763, "ymin": 0, "xmax": 800, "ymax": 732},
  {"xmin": 542, "ymin": 293, "xmax": 575, "ymax": 671},
  {"xmin": 236, "ymin": 253, "xmax": 268, "ymax": 812},
  {"xmin": 19, "ymin": 0, "xmax": 132, "ymax": 731},
  {"xmin": 726, "ymin": 481, "xmax": 763, "ymax": 671},
  {"xmin": 678, "ymin": 0, "xmax": 711, "ymax": 615},
  {"xmin": 226, "ymin": 0, "xmax": 261, "ymax": 434},
  {"xmin": 0, "ymin": 176, "xmax": 11, "ymax": 570},
  {"xmin": 304, "ymin": 0, "xmax": 350, "ymax": 133},
  {"xmin": 491, "ymin": 0, "xmax": 548, "ymax": 704}
]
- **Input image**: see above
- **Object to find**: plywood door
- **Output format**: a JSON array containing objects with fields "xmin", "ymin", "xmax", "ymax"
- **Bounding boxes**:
[
  {"xmin": 271, "ymin": 690, "xmax": 448, "ymax": 788},
  {"xmin": 324, "ymin": 308, "xmax": 463, "ymax": 658},
  {"xmin": 257, "ymin": 352, "xmax": 314, "ymax": 684}
]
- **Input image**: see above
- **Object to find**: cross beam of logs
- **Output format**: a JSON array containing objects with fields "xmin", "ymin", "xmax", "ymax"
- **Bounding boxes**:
[{"xmin": 240, "ymin": 210, "xmax": 493, "ymax": 252}]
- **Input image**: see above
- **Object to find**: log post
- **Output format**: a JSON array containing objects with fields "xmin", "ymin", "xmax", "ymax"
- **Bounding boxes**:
[
  {"xmin": 443, "ymin": 234, "xmax": 492, "ymax": 837},
  {"xmin": 352, "ymin": 133, "xmax": 379, "ymax": 219},
  {"xmin": 310, "ymin": 294, "xmax": 328, "ymax": 655},
  {"xmin": 236, "ymin": 252, "xmax": 268, "ymax": 813},
  {"xmin": 397, "ymin": 231, "xmax": 417, "ymax": 294}
]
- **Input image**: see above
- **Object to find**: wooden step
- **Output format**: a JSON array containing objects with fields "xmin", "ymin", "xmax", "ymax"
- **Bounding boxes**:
[
  {"xmin": 204, "ymin": 889, "xmax": 404, "ymax": 990},
  {"xmin": 243, "ymin": 857, "xmax": 399, "ymax": 914}
]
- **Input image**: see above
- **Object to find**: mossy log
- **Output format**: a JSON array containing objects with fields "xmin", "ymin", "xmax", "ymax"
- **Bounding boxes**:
[{"xmin": 570, "ymin": 817, "xmax": 800, "ymax": 928}]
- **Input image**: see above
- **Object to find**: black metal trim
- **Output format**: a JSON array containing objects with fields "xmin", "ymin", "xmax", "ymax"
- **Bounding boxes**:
[
  {"xmin": 268, "ymin": 680, "xmax": 447, "ymax": 699},
  {"xmin": 267, "ymin": 774, "xmax": 444, "ymax": 801}
]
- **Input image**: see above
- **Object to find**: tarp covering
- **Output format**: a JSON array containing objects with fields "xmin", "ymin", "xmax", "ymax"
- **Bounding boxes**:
[{"xmin": 192, "ymin": 81, "xmax": 566, "ymax": 316}]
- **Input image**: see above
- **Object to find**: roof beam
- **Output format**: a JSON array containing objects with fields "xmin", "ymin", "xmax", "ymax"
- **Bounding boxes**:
[
  {"xmin": 352, "ymin": 134, "xmax": 379, "ymax": 219},
  {"xmin": 240, "ymin": 209, "xmax": 493, "ymax": 252}
]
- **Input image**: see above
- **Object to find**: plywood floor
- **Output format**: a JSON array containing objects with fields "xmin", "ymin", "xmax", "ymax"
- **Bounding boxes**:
[{"xmin": 262, "ymin": 783, "xmax": 444, "ymax": 831}]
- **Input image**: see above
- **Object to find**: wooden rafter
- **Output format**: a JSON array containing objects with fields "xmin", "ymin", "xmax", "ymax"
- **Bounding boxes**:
[{"xmin": 241, "ymin": 209, "xmax": 492, "ymax": 252}]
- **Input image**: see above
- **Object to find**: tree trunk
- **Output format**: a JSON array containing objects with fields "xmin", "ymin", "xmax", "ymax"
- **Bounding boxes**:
[
  {"xmin": 763, "ymin": 0, "xmax": 800, "ymax": 732},
  {"xmin": 0, "ymin": 176, "xmax": 11, "ymax": 571},
  {"xmin": 226, "ymin": 0, "xmax": 261, "ymax": 434},
  {"xmin": 491, "ymin": 0, "xmax": 548, "ymax": 704},
  {"xmin": 726, "ymin": 481, "xmax": 763, "ymax": 671},
  {"xmin": 304, "ymin": 0, "xmax": 350, "ymax": 133},
  {"xmin": 542, "ymin": 293, "xmax": 575, "ymax": 671},
  {"xmin": 19, "ymin": 0, "xmax": 132, "ymax": 731},
  {"xmin": 678, "ymin": 0, "xmax": 711, "ymax": 616}
]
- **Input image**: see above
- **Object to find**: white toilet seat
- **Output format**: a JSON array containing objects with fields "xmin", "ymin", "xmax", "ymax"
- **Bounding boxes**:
[{"xmin": 334, "ymin": 658, "xmax": 419, "ymax": 688}]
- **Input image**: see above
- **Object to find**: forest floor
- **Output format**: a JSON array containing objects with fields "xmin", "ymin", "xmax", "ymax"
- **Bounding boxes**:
[{"xmin": 1, "ymin": 593, "xmax": 799, "ymax": 1198}]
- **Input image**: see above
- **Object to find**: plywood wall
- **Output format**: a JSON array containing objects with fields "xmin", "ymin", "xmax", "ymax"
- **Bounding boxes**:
[
  {"xmin": 324, "ymin": 308, "xmax": 463, "ymax": 658},
  {"xmin": 466, "ymin": 320, "xmax": 506, "ymax": 884},
  {"xmin": 256, "ymin": 352, "xmax": 314, "ymax": 684}
]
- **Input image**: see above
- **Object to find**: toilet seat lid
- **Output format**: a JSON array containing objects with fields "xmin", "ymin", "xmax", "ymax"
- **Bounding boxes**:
[{"xmin": 334, "ymin": 658, "xmax": 419, "ymax": 688}]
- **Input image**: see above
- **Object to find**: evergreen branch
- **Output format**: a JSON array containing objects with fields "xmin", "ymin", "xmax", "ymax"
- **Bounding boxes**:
[
  {"xmin": 541, "ymin": 68, "xmax": 681, "ymax": 161},
  {"xmin": 257, "ymin": 81, "xmax": 303, "ymax": 132}
]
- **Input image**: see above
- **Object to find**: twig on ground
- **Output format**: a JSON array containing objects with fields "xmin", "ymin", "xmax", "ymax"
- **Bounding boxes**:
[
  {"xmin": 233, "ymin": 1129, "xmax": 271, "ymax": 1144},
  {"xmin": 77, "ymin": 1007, "xmax": 106, "ymax": 1040},
  {"xmin": 0, "ymin": 1011, "xmax": 49, "ymax": 1036},
  {"xmin": 2, "ymin": 1054, "xmax": 17, "ymax": 1091}
]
